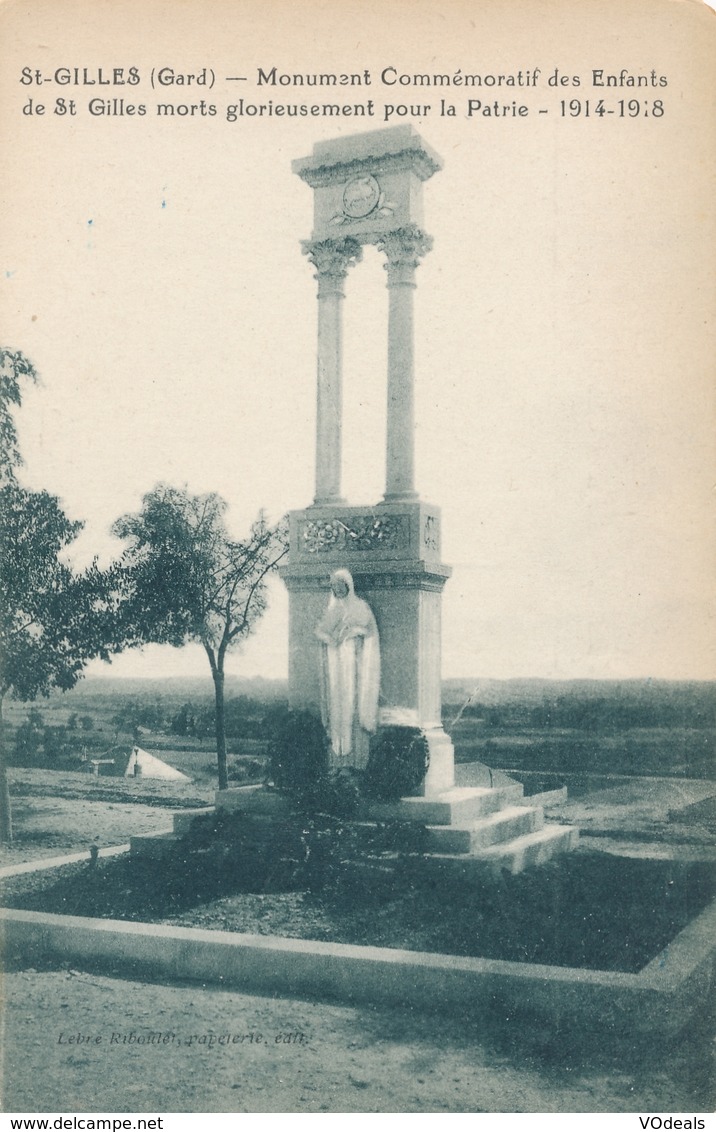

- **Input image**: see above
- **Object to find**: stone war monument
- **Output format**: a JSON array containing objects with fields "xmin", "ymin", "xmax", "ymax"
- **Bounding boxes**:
[
  {"xmin": 132, "ymin": 127, "xmax": 578, "ymax": 875},
  {"xmin": 282, "ymin": 125, "xmax": 454, "ymax": 796}
]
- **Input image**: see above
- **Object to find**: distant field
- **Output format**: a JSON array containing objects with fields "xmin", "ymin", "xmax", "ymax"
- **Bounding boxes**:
[
  {"xmin": 3, "ymin": 675, "xmax": 714, "ymax": 786},
  {"xmin": 443, "ymin": 679, "xmax": 714, "ymax": 780},
  {"xmin": 144, "ymin": 739, "xmax": 267, "ymax": 786},
  {"xmin": 449, "ymin": 722, "xmax": 714, "ymax": 780}
]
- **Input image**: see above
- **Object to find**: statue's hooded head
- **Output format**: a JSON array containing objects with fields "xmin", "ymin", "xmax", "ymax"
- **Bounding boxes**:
[
  {"xmin": 317, "ymin": 568, "xmax": 373, "ymax": 643},
  {"xmin": 330, "ymin": 568, "xmax": 354, "ymax": 600}
]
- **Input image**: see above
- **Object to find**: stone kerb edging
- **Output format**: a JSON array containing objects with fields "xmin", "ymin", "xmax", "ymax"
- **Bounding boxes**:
[
  {"xmin": 0, "ymin": 844, "xmax": 131, "ymax": 879},
  {"xmin": 2, "ymin": 900, "xmax": 715, "ymax": 1036}
]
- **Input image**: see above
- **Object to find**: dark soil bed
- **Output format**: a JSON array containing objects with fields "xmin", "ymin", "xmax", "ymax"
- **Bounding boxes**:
[{"xmin": 2, "ymin": 847, "xmax": 713, "ymax": 974}]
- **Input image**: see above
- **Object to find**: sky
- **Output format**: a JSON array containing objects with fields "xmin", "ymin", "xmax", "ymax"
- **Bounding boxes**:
[{"xmin": 1, "ymin": 0, "xmax": 715, "ymax": 684}]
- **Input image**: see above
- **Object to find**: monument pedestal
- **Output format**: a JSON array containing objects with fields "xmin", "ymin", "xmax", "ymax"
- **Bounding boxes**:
[
  {"xmin": 287, "ymin": 130, "xmax": 454, "ymax": 798},
  {"xmin": 280, "ymin": 499, "xmax": 454, "ymax": 797}
]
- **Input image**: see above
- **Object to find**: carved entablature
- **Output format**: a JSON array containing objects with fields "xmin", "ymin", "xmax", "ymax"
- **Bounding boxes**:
[
  {"xmin": 281, "ymin": 565, "xmax": 451, "ymax": 594},
  {"xmin": 355, "ymin": 570, "xmax": 450, "ymax": 593},
  {"xmin": 290, "ymin": 502, "xmax": 442, "ymax": 565},
  {"xmin": 294, "ymin": 146, "xmax": 443, "ymax": 190},
  {"xmin": 293, "ymin": 126, "xmax": 443, "ymax": 245},
  {"xmin": 300, "ymin": 514, "xmax": 408, "ymax": 557}
]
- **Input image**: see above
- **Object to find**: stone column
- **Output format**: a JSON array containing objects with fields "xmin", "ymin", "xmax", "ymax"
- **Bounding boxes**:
[
  {"xmin": 376, "ymin": 225, "xmax": 433, "ymax": 502},
  {"xmin": 303, "ymin": 237, "xmax": 362, "ymax": 506}
]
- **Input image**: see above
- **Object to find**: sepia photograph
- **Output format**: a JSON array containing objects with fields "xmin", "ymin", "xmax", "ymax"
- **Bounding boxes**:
[{"xmin": 1, "ymin": 0, "xmax": 715, "ymax": 1117}]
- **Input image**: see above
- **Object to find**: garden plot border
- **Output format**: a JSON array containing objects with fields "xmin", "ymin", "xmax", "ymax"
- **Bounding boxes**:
[
  {"xmin": 2, "ymin": 881, "xmax": 715, "ymax": 1037},
  {"xmin": 0, "ymin": 844, "xmax": 130, "ymax": 878}
]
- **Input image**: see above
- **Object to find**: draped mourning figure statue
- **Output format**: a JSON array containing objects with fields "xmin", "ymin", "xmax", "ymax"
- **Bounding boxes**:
[{"xmin": 314, "ymin": 568, "xmax": 381, "ymax": 770}]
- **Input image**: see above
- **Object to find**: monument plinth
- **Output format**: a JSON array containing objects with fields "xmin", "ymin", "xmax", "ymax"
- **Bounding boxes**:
[{"xmin": 283, "ymin": 125, "xmax": 454, "ymax": 796}]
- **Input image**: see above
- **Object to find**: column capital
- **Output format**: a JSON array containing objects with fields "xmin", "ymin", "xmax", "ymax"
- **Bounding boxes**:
[
  {"xmin": 375, "ymin": 224, "xmax": 433, "ymax": 278},
  {"xmin": 302, "ymin": 237, "xmax": 363, "ymax": 290}
]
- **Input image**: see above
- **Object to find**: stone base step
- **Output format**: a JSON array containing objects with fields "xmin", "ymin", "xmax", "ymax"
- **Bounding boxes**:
[
  {"xmin": 476, "ymin": 824, "xmax": 579, "ymax": 871},
  {"xmin": 454, "ymin": 762, "xmax": 524, "ymax": 790},
  {"xmin": 427, "ymin": 825, "xmax": 579, "ymax": 878},
  {"xmin": 215, "ymin": 784, "xmax": 527, "ymax": 827},
  {"xmin": 129, "ymin": 831, "xmax": 181, "ymax": 859},
  {"xmin": 216, "ymin": 785, "xmax": 290, "ymax": 816},
  {"xmin": 173, "ymin": 807, "xmax": 216, "ymax": 834},
  {"xmin": 364, "ymin": 784, "xmax": 524, "ymax": 826},
  {"xmin": 425, "ymin": 805, "xmax": 544, "ymax": 853},
  {"xmin": 130, "ymin": 784, "xmax": 578, "ymax": 877}
]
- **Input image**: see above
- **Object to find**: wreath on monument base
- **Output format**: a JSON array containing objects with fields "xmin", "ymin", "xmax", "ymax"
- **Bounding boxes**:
[
  {"xmin": 266, "ymin": 708, "xmax": 329, "ymax": 790},
  {"xmin": 364, "ymin": 726, "xmax": 430, "ymax": 802}
]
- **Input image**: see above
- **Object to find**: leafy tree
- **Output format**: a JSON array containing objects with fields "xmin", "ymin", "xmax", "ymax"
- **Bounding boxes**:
[
  {"xmin": 193, "ymin": 705, "xmax": 213, "ymax": 746},
  {"xmin": 170, "ymin": 702, "xmax": 193, "ymax": 736},
  {"xmin": 113, "ymin": 485, "xmax": 288, "ymax": 789},
  {"xmin": 0, "ymin": 348, "xmax": 37, "ymax": 483},
  {"xmin": 111, "ymin": 696, "xmax": 164, "ymax": 740},
  {"xmin": 0, "ymin": 481, "xmax": 120, "ymax": 834},
  {"xmin": 0, "ymin": 348, "xmax": 120, "ymax": 842},
  {"xmin": 13, "ymin": 712, "xmax": 44, "ymax": 764},
  {"xmin": 42, "ymin": 725, "xmax": 67, "ymax": 761}
]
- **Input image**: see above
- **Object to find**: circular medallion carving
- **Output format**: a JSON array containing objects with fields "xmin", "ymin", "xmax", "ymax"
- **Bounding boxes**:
[{"xmin": 342, "ymin": 175, "xmax": 381, "ymax": 219}]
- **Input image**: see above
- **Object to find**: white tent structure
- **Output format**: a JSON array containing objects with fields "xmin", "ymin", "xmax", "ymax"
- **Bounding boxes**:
[{"xmin": 124, "ymin": 746, "xmax": 191, "ymax": 782}]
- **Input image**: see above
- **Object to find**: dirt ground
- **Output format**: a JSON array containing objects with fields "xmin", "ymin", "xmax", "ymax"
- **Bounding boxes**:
[
  {"xmin": 0, "ymin": 769, "xmax": 211, "ymax": 867},
  {"xmin": 2, "ymin": 968, "xmax": 714, "ymax": 1113},
  {"xmin": 550, "ymin": 776, "xmax": 716, "ymax": 838},
  {"xmin": 2, "ymin": 769, "xmax": 715, "ymax": 1113},
  {"xmin": 0, "ymin": 797, "xmax": 174, "ymax": 864}
]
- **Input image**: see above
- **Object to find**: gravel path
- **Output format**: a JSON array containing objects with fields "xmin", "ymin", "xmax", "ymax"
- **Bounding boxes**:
[
  {"xmin": 2, "ymin": 969, "xmax": 714, "ymax": 1113},
  {"xmin": 0, "ymin": 798, "xmax": 173, "ymax": 866}
]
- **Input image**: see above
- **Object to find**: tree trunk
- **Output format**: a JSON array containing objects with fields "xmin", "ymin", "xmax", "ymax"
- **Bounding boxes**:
[
  {"xmin": 0, "ymin": 695, "xmax": 13, "ymax": 844},
  {"xmin": 213, "ymin": 667, "xmax": 228, "ymax": 791}
]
